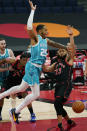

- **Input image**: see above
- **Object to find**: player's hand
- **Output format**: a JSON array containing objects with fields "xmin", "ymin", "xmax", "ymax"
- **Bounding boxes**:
[
  {"xmin": 0, "ymin": 59, "xmax": 6, "ymax": 64},
  {"xmin": 29, "ymin": 0, "xmax": 36, "ymax": 10},
  {"xmin": 5, "ymin": 57, "xmax": 15, "ymax": 64},
  {"xmin": 66, "ymin": 25, "xmax": 73, "ymax": 35}
]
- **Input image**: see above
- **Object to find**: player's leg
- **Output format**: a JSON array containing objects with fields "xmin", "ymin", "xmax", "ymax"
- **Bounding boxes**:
[
  {"xmin": 63, "ymin": 84, "xmax": 76, "ymax": 130},
  {"xmin": 9, "ymin": 83, "xmax": 40, "ymax": 124},
  {"xmin": 10, "ymin": 94, "xmax": 16, "ymax": 108},
  {"xmin": 9, "ymin": 63, "xmax": 40, "ymax": 124},
  {"xmin": 27, "ymin": 103, "xmax": 36, "ymax": 122},
  {"xmin": 54, "ymin": 97, "xmax": 65, "ymax": 131},
  {"xmin": 62, "ymin": 106, "xmax": 76, "ymax": 130},
  {"xmin": 15, "ymin": 83, "xmax": 40, "ymax": 114},
  {"xmin": 0, "ymin": 80, "xmax": 29, "ymax": 99},
  {"xmin": 22, "ymin": 92, "xmax": 36, "ymax": 122},
  {"xmin": 0, "ymin": 99, "xmax": 4, "ymax": 121}
]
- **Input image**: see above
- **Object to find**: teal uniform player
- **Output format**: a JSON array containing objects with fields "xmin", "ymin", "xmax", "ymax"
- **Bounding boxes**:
[
  {"xmin": 0, "ymin": 49, "xmax": 10, "ymax": 85},
  {"xmin": 23, "ymin": 35, "xmax": 47, "ymax": 86}
]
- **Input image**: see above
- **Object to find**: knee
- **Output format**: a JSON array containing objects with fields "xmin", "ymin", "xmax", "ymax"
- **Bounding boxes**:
[
  {"xmin": 54, "ymin": 98, "xmax": 63, "ymax": 115},
  {"xmin": 62, "ymin": 108, "xmax": 67, "ymax": 117},
  {"xmin": 34, "ymin": 91, "xmax": 40, "ymax": 99},
  {"xmin": 54, "ymin": 98, "xmax": 62, "ymax": 108},
  {"xmin": 32, "ymin": 90, "xmax": 40, "ymax": 100},
  {"xmin": 18, "ymin": 85, "xmax": 25, "ymax": 92}
]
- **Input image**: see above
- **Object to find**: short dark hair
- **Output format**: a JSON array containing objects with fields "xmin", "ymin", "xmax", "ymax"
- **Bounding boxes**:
[
  {"xmin": 36, "ymin": 24, "xmax": 45, "ymax": 32},
  {"xmin": 0, "ymin": 38, "xmax": 5, "ymax": 41},
  {"xmin": 20, "ymin": 52, "xmax": 31, "ymax": 59}
]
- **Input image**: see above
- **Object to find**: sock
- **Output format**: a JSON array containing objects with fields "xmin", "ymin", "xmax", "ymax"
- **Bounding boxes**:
[
  {"xmin": 28, "ymin": 107, "xmax": 33, "ymax": 115},
  {"xmin": 67, "ymin": 119, "xmax": 72, "ymax": 124},
  {"xmin": 0, "ymin": 107, "xmax": 2, "ymax": 116},
  {"xmin": 58, "ymin": 123, "xmax": 62, "ymax": 128}
]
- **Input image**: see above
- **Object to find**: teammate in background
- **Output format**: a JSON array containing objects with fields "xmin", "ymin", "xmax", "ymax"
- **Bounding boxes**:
[
  {"xmin": 0, "ymin": 0, "xmax": 69, "ymax": 124},
  {"xmin": 1, "ymin": 52, "xmax": 36, "ymax": 122},
  {"xmin": 0, "ymin": 38, "xmax": 16, "ymax": 120}
]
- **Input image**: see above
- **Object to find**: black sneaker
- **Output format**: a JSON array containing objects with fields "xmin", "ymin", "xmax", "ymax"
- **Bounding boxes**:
[
  {"xmin": 66, "ymin": 120, "xmax": 76, "ymax": 131},
  {"xmin": 56, "ymin": 126, "xmax": 65, "ymax": 131},
  {"xmin": 9, "ymin": 108, "xmax": 19, "ymax": 124},
  {"xmin": 30, "ymin": 113, "xmax": 36, "ymax": 122}
]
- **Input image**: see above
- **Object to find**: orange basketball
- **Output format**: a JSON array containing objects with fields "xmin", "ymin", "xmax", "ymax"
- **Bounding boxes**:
[{"xmin": 72, "ymin": 101, "xmax": 85, "ymax": 113}]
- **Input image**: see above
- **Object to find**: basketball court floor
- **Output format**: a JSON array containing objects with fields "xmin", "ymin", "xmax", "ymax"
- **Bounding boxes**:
[{"xmin": 0, "ymin": 86, "xmax": 87, "ymax": 131}]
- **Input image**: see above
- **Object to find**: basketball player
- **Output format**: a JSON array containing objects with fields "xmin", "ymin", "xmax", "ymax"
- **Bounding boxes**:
[
  {"xmin": 0, "ymin": 38, "xmax": 16, "ymax": 120},
  {"xmin": 1, "ymin": 52, "xmax": 36, "ymax": 122},
  {"xmin": 51, "ymin": 26, "xmax": 76, "ymax": 131},
  {"xmin": 0, "ymin": 0, "xmax": 69, "ymax": 124}
]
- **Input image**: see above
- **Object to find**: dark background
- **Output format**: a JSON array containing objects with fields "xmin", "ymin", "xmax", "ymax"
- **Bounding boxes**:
[{"xmin": 0, "ymin": 12, "xmax": 87, "ymax": 53}]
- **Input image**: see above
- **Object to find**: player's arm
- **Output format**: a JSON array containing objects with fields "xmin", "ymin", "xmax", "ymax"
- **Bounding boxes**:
[
  {"xmin": 66, "ymin": 25, "xmax": 76, "ymax": 65},
  {"xmin": 5, "ymin": 49, "xmax": 16, "ymax": 64},
  {"xmin": 27, "ymin": 0, "xmax": 38, "ymax": 45},
  {"xmin": 66, "ymin": 25, "xmax": 76, "ymax": 59},
  {"xmin": 0, "ymin": 59, "xmax": 6, "ymax": 64},
  {"xmin": 47, "ymin": 38, "xmax": 67, "ymax": 50},
  {"xmin": 42, "ymin": 62, "xmax": 56, "ymax": 72},
  {"xmin": 0, "ymin": 65, "xmax": 13, "ymax": 72}
]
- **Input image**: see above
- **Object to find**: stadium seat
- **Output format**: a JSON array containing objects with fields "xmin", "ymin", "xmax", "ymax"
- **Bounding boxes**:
[
  {"xmin": 40, "ymin": 7, "xmax": 51, "ymax": 13},
  {"xmin": 51, "ymin": 7, "xmax": 62, "ymax": 13},
  {"xmin": 15, "ymin": 7, "xmax": 28, "ymax": 13},
  {"xmin": 63, "ymin": 6, "xmax": 73, "ymax": 13},
  {"xmin": 45, "ymin": 0, "xmax": 55, "ymax": 7},
  {"xmin": 55, "ymin": 0, "xmax": 66, "ymax": 7},
  {"xmin": 24, "ymin": 0, "xmax": 30, "ymax": 9},
  {"xmin": 0, "ymin": 1, "xmax": 2, "ymax": 7},
  {"xmin": 0, "ymin": 7, "xmax": 3, "ymax": 14},
  {"xmin": 73, "ymin": 6, "xmax": 84, "ymax": 13},
  {"xmin": 2, "ymin": 0, "xmax": 13, "ymax": 7},
  {"xmin": 13, "ymin": 1, "xmax": 24, "ymax": 7},
  {"xmin": 35, "ymin": 7, "xmax": 40, "ymax": 15},
  {"xmin": 37, "ymin": 0, "xmax": 45, "ymax": 7},
  {"xmin": 2, "ymin": 0, "xmax": 12, "ymax": 2},
  {"xmin": 3, "ymin": 7, "xmax": 15, "ymax": 14},
  {"xmin": 13, "ymin": 0, "xmax": 23, "ymax": 2},
  {"xmin": 67, "ymin": 0, "xmax": 77, "ymax": 6}
]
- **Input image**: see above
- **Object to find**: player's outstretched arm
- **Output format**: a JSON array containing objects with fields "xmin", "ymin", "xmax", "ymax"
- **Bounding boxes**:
[
  {"xmin": 42, "ymin": 62, "xmax": 56, "ymax": 72},
  {"xmin": 67, "ymin": 25, "xmax": 75, "ymax": 47},
  {"xmin": 47, "ymin": 38, "xmax": 67, "ymax": 50},
  {"xmin": 66, "ymin": 25, "xmax": 76, "ymax": 58},
  {"xmin": 27, "ymin": 0, "xmax": 38, "ymax": 43}
]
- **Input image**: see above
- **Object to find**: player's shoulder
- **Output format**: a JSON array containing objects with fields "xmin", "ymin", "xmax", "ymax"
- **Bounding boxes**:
[{"xmin": 7, "ymin": 48, "xmax": 13, "ymax": 53}]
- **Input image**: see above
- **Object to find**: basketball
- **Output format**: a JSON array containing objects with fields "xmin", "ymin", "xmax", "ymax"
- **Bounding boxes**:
[{"xmin": 72, "ymin": 101, "xmax": 85, "ymax": 113}]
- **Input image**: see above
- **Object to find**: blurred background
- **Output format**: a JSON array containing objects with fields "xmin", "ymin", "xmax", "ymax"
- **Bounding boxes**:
[
  {"xmin": 0, "ymin": 0, "xmax": 87, "ymax": 51},
  {"xmin": 0, "ymin": 0, "xmax": 87, "ymax": 86}
]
